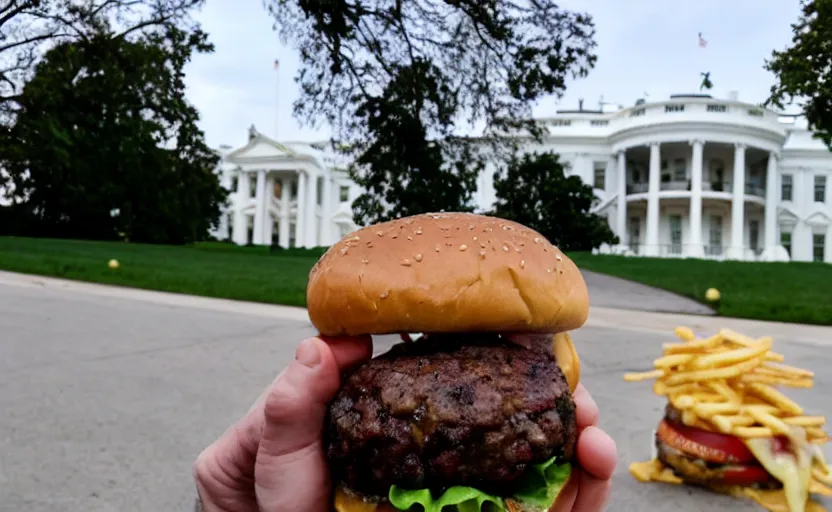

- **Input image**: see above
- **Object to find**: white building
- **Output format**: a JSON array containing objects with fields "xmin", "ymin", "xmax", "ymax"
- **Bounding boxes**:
[{"xmin": 215, "ymin": 93, "xmax": 832, "ymax": 263}]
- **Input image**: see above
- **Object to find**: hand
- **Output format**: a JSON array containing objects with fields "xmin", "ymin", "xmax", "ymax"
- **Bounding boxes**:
[
  {"xmin": 193, "ymin": 335, "xmax": 373, "ymax": 511},
  {"xmin": 193, "ymin": 337, "xmax": 618, "ymax": 512},
  {"xmin": 551, "ymin": 383, "xmax": 619, "ymax": 512}
]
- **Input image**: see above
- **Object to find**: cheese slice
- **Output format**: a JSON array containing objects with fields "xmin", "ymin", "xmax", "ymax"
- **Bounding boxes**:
[{"xmin": 745, "ymin": 437, "xmax": 812, "ymax": 512}]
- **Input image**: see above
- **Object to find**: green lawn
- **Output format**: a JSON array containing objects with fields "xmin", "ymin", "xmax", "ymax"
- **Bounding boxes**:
[
  {"xmin": 568, "ymin": 252, "xmax": 832, "ymax": 326},
  {"xmin": 0, "ymin": 237, "xmax": 322, "ymax": 307},
  {"xmin": 1, "ymin": 237, "xmax": 830, "ymax": 325}
]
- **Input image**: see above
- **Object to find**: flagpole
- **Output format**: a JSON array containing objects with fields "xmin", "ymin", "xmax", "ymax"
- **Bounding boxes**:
[{"xmin": 274, "ymin": 59, "xmax": 280, "ymax": 140}]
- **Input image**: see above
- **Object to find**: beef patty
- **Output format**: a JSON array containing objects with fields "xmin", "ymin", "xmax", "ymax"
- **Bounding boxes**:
[{"xmin": 325, "ymin": 333, "xmax": 577, "ymax": 497}]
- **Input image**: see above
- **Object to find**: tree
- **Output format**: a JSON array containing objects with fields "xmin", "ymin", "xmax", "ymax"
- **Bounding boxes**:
[
  {"xmin": 265, "ymin": 0, "xmax": 597, "ymax": 225},
  {"xmin": 0, "ymin": 0, "xmax": 204, "ymax": 124},
  {"xmin": 490, "ymin": 152, "xmax": 618, "ymax": 252},
  {"xmin": 765, "ymin": 0, "xmax": 832, "ymax": 147},
  {"xmin": 0, "ymin": 25, "xmax": 227, "ymax": 244}
]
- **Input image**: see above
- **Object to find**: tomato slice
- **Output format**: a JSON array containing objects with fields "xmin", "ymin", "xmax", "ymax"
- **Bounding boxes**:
[
  {"xmin": 658, "ymin": 420, "xmax": 758, "ymax": 464},
  {"xmin": 721, "ymin": 465, "xmax": 778, "ymax": 486}
]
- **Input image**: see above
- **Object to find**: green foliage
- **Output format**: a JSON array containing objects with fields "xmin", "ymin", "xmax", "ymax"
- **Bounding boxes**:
[
  {"xmin": 265, "ymin": 0, "xmax": 597, "ymax": 224},
  {"xmin": 490, "ymin": 152, "xmax": 618, "ymax": 251},
  {"xmin": 765, "ymin": 0, "xmax": 832, "ymax": 147},
  {"xmin": 0, "ymin": 26, "xmax": 227, "ymax": 244},
  {"xmin": 0, "ymin": 0, "xmax": 205, "ymax": 121}
]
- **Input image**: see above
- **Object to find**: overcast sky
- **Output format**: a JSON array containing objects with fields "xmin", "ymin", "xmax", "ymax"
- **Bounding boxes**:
[{"xmin": 183, "ymin": 0, "xmax": 804, "ymax": 150}]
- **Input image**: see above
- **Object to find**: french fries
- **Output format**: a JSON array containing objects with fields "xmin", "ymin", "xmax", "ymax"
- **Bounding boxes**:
[{"xmin": 623, "ymin": 325, "xmax": 831, "ymax": 489}]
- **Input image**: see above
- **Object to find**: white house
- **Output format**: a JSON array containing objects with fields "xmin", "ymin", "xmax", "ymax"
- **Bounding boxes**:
[{"xmin": 214, "ymin": 92, "xmax": 832, "ymax": 264}]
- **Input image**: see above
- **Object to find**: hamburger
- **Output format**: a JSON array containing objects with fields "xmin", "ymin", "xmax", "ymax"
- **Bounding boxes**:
[
  {"xmin": 626, "ymin": 328, "xmax": 832, "ymax": 512},
  {"xmin": 306, "ymin": 212, "xmax": 589, "ymax": 512}
]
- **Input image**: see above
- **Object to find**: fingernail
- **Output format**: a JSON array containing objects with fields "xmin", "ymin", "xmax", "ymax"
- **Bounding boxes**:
[{"xmin": 295, "ymin": 338, "xmax": 321, "ymax": 368}]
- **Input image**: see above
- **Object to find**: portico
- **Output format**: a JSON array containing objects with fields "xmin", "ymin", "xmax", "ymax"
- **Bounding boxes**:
[
  {"xmin": 616, "ymin": 139, "xmax": 776, "ymax": 260},
  {"xmin": 221, "ymin": 127, "xmax": 351, "ymax": 248}
]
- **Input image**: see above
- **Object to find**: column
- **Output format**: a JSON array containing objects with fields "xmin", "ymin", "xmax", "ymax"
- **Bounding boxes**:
[
  {"xmin": 616, "ymin": 151, "xmax": 628, "ymax": 247},
  {"xmin": 729, "ymin": 143, "xmax": 746, "ymax": 259},
  {"xmin": 232, "ymin": 171, "xmax": 250, "ymax": 245},
  {"xmin": 764, "ymin": 152, "xmax": 778, "ymax": 253},
  {"xmin": 321, "ymin": 173, "xmax": 333, "ymax": 246},
  {"xmin": 278, "ymin": 176, "xmax": 290, "ymax": 248},
  {"xmin": 645, "ymin": 142, "xmax": 661, "ymax": 256},
  {"xmin": 305, "ymin": 171, "xmax": 319, "ymax": 248},
  {"xmin": 295, "ymin": 171, "xmax": 306, "ymax": 248},
  {"xmin": 264, "ymin": 174, "xmax": 275, "ymax": 246},
  {"xmin": 252, "ymin": 169, "xmax": 267, "ymax": 245},
  {"xmin": 688, "ymin": 139, "xmax": 704, "ymax": 258}
]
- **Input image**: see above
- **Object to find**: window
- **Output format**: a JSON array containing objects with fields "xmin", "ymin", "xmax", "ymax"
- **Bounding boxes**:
[
  {"xmin": 814, "ymin": 234, "xmax": 825, "ymax": 262},
  {"xmin": 781, "ymin": 175, "xmax": 793, "ymax": 201},
  {"xmin": 291, "ymin": 180, "xmax": 298, "ymax": 199},
  {"xmin": 628, "ymin": 217, "xmax": 640, "ymax": 252},
  {"xmin": 749, "ymin": 220, "xmax": 760, "ymax": 253},
  {"xmin": 339, "ymin": 185, "xmax": 350, "ymax": 202},
  {"xmin": 593, "ymin": 164, "xmax": 606, "ymax": 189},
  {"xmin": 231, "ymin": 176, "xmax": 239, "ymax": 192},
  {"xmin": 673, "ymin": 159, "xmax": 686, "ymax": 181},
  {"xmin": 273, "ymin": 181, "xmax": 282, "ymax": 199},
  {"xmin": 670, "ymin": 215, "xmax": 682, "ymax": 255},
  {"xmin": 317, "ymin": 177, "xmax": 324, "ymax": 205},
  {"xmin": 781, "ymin": 231, "xmax": 792, "ymax": 257},
  {"xmin": 710, "ymin": 159, "xmax": 725, "ymax": 191},
  {"xmin": 708, "ymin": 215, "xmax": 723, "ymax": 255},
  {"xmin": 815, "ymin": 175, "xmax": 827, "ymax": 203},
  {"xmin": 289, "ymin": 222, "xmax": 297, "ymax": 248}
]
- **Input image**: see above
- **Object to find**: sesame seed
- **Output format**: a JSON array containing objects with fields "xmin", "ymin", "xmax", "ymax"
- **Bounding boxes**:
[
  {"xmin": 534, "ymin": 237, "xmax": 540, "ymax": 243},
  {"xmin": 366, "ymin": 242, "xmax": 374, "ymax": 248},
  {"xmin": 380, "ymin": 291, "xmax": 389, "ymax": 299},
  {"xmin": 480, "ymin": 242, "xmax": 486, "ymax": 248},
  {"xmin": 559, "ymin": 269, "xmax": 564, "ymax": 274},
  {"xmin": 556, "ymin": 254, "xmax": 563, "ymax": 261},
  {"xmin": 401, "ymin": 259, "xmax": 412, "ymax": 266},
  {"xmin": 502, "ymin": 245, "xmax": 509, "ymax": 252},
  {"xmin": 468, "ymin": 224, "xmax": 474, "ymax": 230},
  {"xmin": 435, "ymin": 244, "xmax": 441, "ymax": 252},
  {"xmin": 479, "ymin": 251, "xmax": 486, "ymax": 259},
  {"xmin": 473, "ymin": 236, "xmax": 478, "ymax": 241},
  {"xmin": 349, "ymin": 236, "xmax": 360, "ymax": 241},
  {"xmin": 340, "ymin": 248, "xmax": 349, "ymax": 255},
  {"xmin": 502, "ymin": 225, "xmax": 509, "ymax": 231},
  {"xmin": 415, "ymin": 254, "xmax": 423, "ymax": 262},
  {"xmin": 547, "ymin": 268, "xmax": 553, "ymax": 273},
  {"xmin": 520, "ymin": 260, "xmax": 526, "ymax": 268},
  {"xmin": 407, "ymin": 235, "xmax": 413, "ymax": 240},
  {"xmin": 460, "ymin": 244, "xmax": 468, "ymax": 251},
  {"xmin": 391, "ymin": 234, "xmax": 398, "ymax": 239},
  {"xmin": 362, "ymin": 259, "xmax": 369, "ymax": 264},
  {"xmin": 377, "ymin": 231, "xmax": 384, "ymax": 237},
  {"xmin": 416, "ymin": 227, "xmax": 423, "ymax": 235}
]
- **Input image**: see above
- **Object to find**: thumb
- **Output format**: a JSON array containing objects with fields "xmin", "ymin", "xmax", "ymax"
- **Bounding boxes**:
[{"xmin": 253, "ymin": 337, "xmax": 344, "ymax": 512}]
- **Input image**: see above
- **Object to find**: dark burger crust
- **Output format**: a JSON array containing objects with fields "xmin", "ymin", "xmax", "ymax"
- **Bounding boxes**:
[{"xmin": 326, "ymin": 333, "xmax": 577, "ymax": 497}]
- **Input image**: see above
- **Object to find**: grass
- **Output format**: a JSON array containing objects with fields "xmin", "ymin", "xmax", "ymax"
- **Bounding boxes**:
[
  {"xmin": 568, "ymin": 252, "xmax": 832, "ymax": 326},
  {"xmin": 1, "ymin": 237, "xmax": 831, "ymax": 325},
  {"xmin": 0, "ymin": 237, "xmax": 322, "ymax": 307}
]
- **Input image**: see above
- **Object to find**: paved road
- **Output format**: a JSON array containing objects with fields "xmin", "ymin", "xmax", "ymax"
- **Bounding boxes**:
[
  {"xmin": 581, "ymin": 269, "xmax": 715, "ymax": 316},
  {"xmin": 0, "ymin": 272, "xmax": 829, "ymax": 512}
]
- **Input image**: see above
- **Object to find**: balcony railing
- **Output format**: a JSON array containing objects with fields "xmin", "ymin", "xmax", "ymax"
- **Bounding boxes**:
[
  {"xmin": 660, "ymin": 180, "xmax": 690, "ymax": 191},
  {"xmin": 704, "ymin": 244, "xmax": 724, "ymax": 257},
  {"xmin": 627, "ymin": 183, "xmax": 649, "ymax": 194},
  {"xmin": 703, "ymin": 181, "xmax": 731, "ymax": 192},
  {"xmin": 745, "ymin": 184, "xmax": 765, "ymax": 197}
]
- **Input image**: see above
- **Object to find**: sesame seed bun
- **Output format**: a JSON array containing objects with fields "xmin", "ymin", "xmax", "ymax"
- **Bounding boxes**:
[{"xmin": 306, "ymin": 212, "xmax": 589, "ymax": 337}]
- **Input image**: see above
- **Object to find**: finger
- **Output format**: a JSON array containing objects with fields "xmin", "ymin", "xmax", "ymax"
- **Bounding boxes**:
[
  {"xmin": 253, "ymin": 336, "xmax": 370, "ymax": 511},
  {"xmin": 571, "ymin": 470, "xmax": 612, "ymax": 512},
  {"xmin": 576, "ymin": 426, "xmax": 618, "ymax": 480},
  {"xmin": 194, "ymin": 336, "xmax": 371, "ymax": 512},
  {"xmin": 573, "ymin": 384, "xmax": 599, "ymax": 430},
  {"xmin": 548, "ymin": 468, "xmax": 579, "ymax": 512}
]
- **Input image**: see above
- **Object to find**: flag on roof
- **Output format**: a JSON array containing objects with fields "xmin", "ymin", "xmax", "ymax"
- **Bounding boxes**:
[
  {"xmin": 274, "ymin": 59, "xmax": 280, "ymax": 70},
  {"xmin": 698, "ymin": 32, "xmax": 707, "ymax": 48}
]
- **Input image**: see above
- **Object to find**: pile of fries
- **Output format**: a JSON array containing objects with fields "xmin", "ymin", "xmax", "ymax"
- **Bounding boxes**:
[{"xmin": 624, "ymin": 326, "xmax": 832, "ymax": 487}]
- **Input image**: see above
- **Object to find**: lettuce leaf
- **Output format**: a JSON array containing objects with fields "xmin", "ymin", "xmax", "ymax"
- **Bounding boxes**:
[{"xmin": 387, "ymin": 456, "xmax": 571, "ymax": 511}]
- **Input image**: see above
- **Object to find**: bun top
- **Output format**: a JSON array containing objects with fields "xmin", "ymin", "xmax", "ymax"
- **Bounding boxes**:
[{"xmin": 306, "ymin": 212, "xmax": 589, "ymax": 337}]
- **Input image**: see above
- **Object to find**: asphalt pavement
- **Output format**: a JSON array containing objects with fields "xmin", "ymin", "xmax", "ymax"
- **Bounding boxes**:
[{"xmin": 0, "ymin": 271, "xmax": 829, "ymax": 512}]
